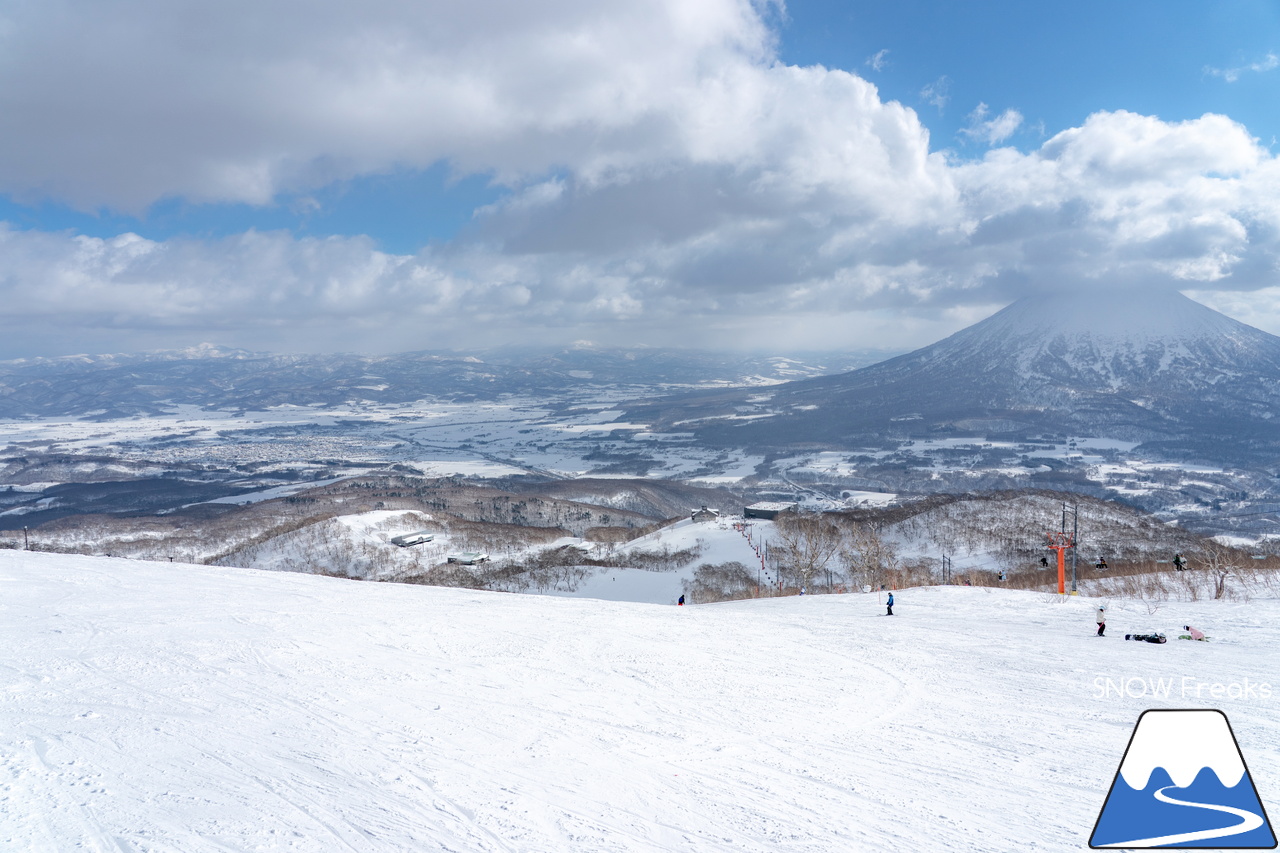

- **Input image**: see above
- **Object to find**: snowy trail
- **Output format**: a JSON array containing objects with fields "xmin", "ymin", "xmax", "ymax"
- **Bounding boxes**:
[{"xmin": 3, "ymin": 552, "xmax": 1279, "ymax": 851}]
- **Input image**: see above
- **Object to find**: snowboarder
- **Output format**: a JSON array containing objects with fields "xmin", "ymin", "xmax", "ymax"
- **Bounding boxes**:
[
  {"xmin": 886, "ymin": 592, "xmax": 894, "ymax": 616},
  {"xmin": 1173, "ymin": 553, "xmax": 1185, "ymax": 571},
  {"xmin": 1040, "ymin": 556, "xmax": 1049, "ymax": 568},
  {"xmin": 1125, "ymin": 632, "xmax": 1167, "ymax": 644},
  {"xmin": 677, "ymin": 594, "xmax": 685, "ymax": 606},
  {"xmin": 998, "ymin": 571, "xmax": 1006, "ymax": 582},
  {"xmin": 1182, "ymin": 624, "xmax": 1206, "ymax": 641},
  {"xmin": 1095, "ymin": 557, "xmax": 1108, "ymax": 571},
  {"xmin": 1095, "ymin": 605, "xmax": 1107, "ymax": 636}
]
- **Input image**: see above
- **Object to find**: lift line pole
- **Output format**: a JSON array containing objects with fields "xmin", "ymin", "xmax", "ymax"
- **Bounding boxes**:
[
  {"xmin": 1046, "ymin": 530, "xmax": 1073, "ymax": 595},
  {"xmin": 1064, "ymin": 502, "xmax": 1079, "ymax": 594}
]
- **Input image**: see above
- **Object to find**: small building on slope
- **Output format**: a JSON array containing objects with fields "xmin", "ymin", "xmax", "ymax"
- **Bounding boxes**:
[
  {"xmin": 743, "ymin": 501, "xmax": 799, "ymax": 520},
  {"xmin": 691, "ymin": 505, "xmax": 720, "ymax": 523}
]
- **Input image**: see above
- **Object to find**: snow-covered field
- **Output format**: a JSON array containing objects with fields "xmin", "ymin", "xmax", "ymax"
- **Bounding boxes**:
[
  {"xmin": 4, "ymin": 551, "xmax": 1278, "ymax": 851},
  {"xmin": 2, "ymin": 393, "xmax": 1250, "ymax": 513},
  {"xmin": 0, "ymin": 395, "xmax": 766, "ymax": 486},
  {"xmin": 534, "ymin": 518, "xmax": 769, "ymax": 604}
]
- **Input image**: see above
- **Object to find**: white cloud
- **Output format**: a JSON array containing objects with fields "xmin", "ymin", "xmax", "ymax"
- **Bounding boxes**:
[
  {"xmin": 920, "ymin": 76, "xmax": 950, "ymax": 111},
  {"xmin": 7, "ymin": 103, "xmax": 1277, "ymax": 355},
  {"xmin": 2, "ymin": 5, "xmax": 1280, "ymax": 355},
  {"xmin": 953, "ymin": 111, "xmax": 1277, "ymax": 296},
  {"xmin": 1206, "ymin": 52, "xmax": 1279, "ymax": 83},
  {"xmin": 0, "ymin": 0, "xmax": 776, "ymax": 211},
  {"xmin": 961, "ymin": 103, "xmax": 1024, "ymax": 146},
  {"xmin": 866, "ymin": 49, "xmax": 889, "ymax": 72}
]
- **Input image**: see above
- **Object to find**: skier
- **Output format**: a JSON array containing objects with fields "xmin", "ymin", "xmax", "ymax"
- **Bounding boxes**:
[
  {"xmin": 1173, "ymin": 553, "xmax": 1185, "ymax": 571},
  {"xmin": 1040, "ymin": 556, "xmax": 1049, "ymax": 568},
  {"xmin": 1183, "ymin": 624, "xmax": 1206, "ymax": 641},
  {"xmin": 886, "ymin": 592, "xmax": 894, "ymax": 616},
  {"xmin": 1095, "ymin": 605, "xmax": 1107, "ymax": 636},
  {"xmin": 677, "ymin": 594, "xmax": 685, "ymax": 606}
]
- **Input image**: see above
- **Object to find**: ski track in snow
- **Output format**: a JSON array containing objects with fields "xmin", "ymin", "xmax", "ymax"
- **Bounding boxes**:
[{"xmin": 2, "ymin": 552, "xmax": 1279, "ymax": 851}]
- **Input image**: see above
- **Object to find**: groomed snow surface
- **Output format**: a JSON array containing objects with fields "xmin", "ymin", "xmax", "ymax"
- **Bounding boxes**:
[{"xmin": 3, "ymin": 552, "xmax": 1279, "ymax": 852}]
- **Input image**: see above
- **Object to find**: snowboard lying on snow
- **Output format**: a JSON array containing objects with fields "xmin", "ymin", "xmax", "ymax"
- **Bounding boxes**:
[{"xmin": 1124, "ymin": 633, "xmax": 1167, "ymax": 644}]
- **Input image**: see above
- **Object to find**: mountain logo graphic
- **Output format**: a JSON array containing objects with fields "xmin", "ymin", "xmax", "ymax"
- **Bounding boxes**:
[{"xmin": 1090, "ymin": 709, "xmax": 1277, "ymax": 848}]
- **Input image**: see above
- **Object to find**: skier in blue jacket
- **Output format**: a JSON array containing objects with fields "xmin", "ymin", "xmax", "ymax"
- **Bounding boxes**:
[{"xmin": 886, "ymin": 592, "xmax": 894, "ymax": 616}]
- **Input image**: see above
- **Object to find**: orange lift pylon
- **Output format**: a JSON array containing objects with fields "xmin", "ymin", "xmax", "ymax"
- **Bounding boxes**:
[{"xmin": 1046, "ymin": 531, "xmax": 1074, "ymax": 595}]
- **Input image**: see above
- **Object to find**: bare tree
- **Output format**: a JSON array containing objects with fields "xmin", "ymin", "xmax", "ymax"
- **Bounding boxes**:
[
  {"xmin": 772, "ymin": 512, "xmax": 844, "ymax": 591},
  {"xmin": 842, "ymin": 522, "xmax": 899, "ymax": 592},
  {"xmin": 1197, "ymin": 541, "xmax": 1242, "ymax": 600},
  {"xmin": 684, "ymin": 561, "xmax": 756, "ymax": 603}
]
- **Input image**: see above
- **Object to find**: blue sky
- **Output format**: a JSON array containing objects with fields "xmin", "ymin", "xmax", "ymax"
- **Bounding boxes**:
[
  {"xmin": 780, "ymin": 1, "xmax": 1279, "ymax": 147},
  {"xmin": 0, "ymin": 161, "xmax": 503, "ymax": 255},
  {"xmin": 0, "ymin": 0, "xmax": 1277, "ymax": 356}
]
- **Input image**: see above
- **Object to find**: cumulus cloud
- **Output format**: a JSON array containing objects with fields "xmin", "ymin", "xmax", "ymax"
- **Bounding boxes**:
[
  {"xmin": 2, "ymin": 3, "xmax": 1280, "ymax": 356},
  {"xmin": 8, "ymin": 104, "xmax": 1277, "ymax": 356},
  {"xmin": 0, "ymin": 226, "xmax": 646, "ymax": 354},
  {"xmin": 0, "ymin": 0, "xmax": 775, "ymax": 211},
  {"xmin": 954, "ymin": 111, "xmax": 1278, "ymax": 296}
]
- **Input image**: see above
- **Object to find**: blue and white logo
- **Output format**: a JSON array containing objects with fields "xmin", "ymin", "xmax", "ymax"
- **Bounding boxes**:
[{"xmin": 1091, "ymin": 709, "xmax": 1276, "ymax": 848}]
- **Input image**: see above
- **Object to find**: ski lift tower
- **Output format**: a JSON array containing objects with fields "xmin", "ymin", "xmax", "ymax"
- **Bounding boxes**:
[
  {"xmin": 1062, "ymin": 502, "xmax": 1079, "ymax": 594},
  {"xmin": 1046, "ymin": 530, "xmax": 1074, "ymax": 595}
]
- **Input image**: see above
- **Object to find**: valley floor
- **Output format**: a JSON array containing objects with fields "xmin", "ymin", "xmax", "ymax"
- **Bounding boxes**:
[{"xmin": 2, "ymin": 552, "xmax": 1278, "ymax": 851}]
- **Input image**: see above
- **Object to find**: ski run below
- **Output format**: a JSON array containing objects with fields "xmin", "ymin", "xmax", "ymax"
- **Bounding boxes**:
[{"xmin": 3, "ymin": 551, "xmax": 1279, "ymax": 852}]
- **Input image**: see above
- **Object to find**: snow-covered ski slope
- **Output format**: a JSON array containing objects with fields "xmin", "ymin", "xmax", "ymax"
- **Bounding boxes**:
[
  {"xmin": 3, "ymin": 551, "xmax": 1279, "ymax": 852},
  {"xmin": 538, "ymin": 518, "xmax": 769, "ymax": 604}
]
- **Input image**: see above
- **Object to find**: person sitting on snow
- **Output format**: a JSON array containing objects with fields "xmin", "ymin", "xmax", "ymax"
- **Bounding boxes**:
[{"xmin": 1183, "ymin": 624, "xmax": 1206, "ymax": 641}]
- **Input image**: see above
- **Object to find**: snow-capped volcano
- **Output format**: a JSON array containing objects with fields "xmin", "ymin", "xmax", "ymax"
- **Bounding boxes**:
[
  {"xmin": 907, "ymin": 290, "xmax": 1280, "ymax": 396},
  {"xmin": 642, "ymin": 289, "xmax": 1280, "ymax": 463}
]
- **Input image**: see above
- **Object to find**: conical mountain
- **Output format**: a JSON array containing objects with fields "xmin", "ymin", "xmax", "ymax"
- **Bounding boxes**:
[{"xmin": 637, "ymin": 289, "xmax": 1280, "ymax": 462}]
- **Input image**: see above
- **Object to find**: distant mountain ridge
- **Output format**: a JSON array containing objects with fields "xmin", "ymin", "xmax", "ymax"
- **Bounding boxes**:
[
  {"xmin": 631, "ymin": 290, "xmax": 1280, "ymax": 465},
  {"xmin": 0, "ymin": 344, "xmax": 892, "ymax": 419}
]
